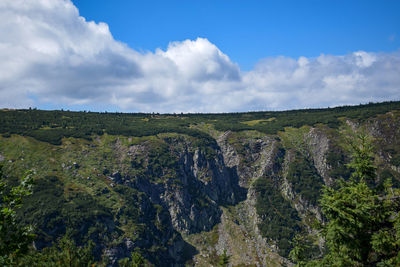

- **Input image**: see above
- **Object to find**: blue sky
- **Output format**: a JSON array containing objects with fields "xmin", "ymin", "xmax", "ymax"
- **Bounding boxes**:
[
  {"xmin": 72, "ymin": 0, "xmax": 400, "ymax": 70},
  {"xmin": 0, "ymin": 0, "xmax": 399, "ymax": 112}
]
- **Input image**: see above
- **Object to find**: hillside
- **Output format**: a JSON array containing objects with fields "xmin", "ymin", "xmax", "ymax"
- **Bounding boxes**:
[{"xmin": 1, "ymin": 101, "xmax": 400, "ymax": 266}]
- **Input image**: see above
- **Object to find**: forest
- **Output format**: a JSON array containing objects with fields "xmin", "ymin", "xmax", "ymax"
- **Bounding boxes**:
[{"xmin": 1, "ymin": 101, "xmax": 400, "ymax": 145}]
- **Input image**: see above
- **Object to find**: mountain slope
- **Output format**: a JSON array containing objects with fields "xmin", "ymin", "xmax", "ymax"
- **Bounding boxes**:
[{"xmin": 1, "ymin": 102, "xmax": 400, "ymax": 266}]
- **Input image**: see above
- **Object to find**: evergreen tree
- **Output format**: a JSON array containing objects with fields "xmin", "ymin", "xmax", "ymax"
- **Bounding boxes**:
[
  {"xmin": 130, "ymin": 252, "xmax": 145, "ymax": 267},
  {"xmin": 118, "ymin": 251, "xmax": 146, "ymax": 267},
  {"xmin": 290, "ymin": 132, "xmax": 400, "ymax": 266},
  {"xmin": 0, "ymin": 165, "xmax": 35, "ymax": 266},
  {"xmin": 18, "ymin": 234, "xmax": 95, "ymax": 267}
]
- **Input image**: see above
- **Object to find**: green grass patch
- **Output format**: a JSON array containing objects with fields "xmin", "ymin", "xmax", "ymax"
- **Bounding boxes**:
[{"xmin": 241, "ymin": 117, "xmax": 276, "ymax": 126}]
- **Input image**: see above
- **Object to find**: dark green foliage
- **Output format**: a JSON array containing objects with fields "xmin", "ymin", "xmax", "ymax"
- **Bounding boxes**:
[
  {"xmin": 113, "ymin": 185, "xmax": 141, "ymax": 223},
  {"xmin": 0, "ymin": 109, "xmax": 216, "ymax": 146},
  {"xmin": 1, "ymin": 101, "xmax": 400, "ymax": 146},
  {"xmin": 15, "ymin": 175, "xmax": 189, "ymax": 265},
  {"xmin": 146, "ymin": 142, "xmax": 178, "ymax": 180},
  {"xmin": 289, "ymin": 234, "xmax": 321, "ymax": 265},
  {"xmin": 0, "ymin": 165, "xmax": 35, "ymax": 265},
  {"xmin": 217, "ymin": 250, "xmax": 230, "ymax": 267},
  {"xmin": 17, "ymin": 176, "xmax": 65, "ymax": 244},
  {"xmin": 291, "ymin": 133, "xmax": 400, "ymax": 266},
  {"xmin": 314, "ymin": 178, "xmax": 400, "ymax": 266},
  {"xmin": 119, "ymin": 251, "xmax": 146, "ymax": 267},
  {"xmin": 254, "ymin": 176, "xmax": 301, "ymax": 256},
  {"xmin": 346, "ymin": 134, "xmax": 377, "ymax": 185},
  {"xmin": 370, "ymin": 110, "xmax": 400, "ymax": 177},
  {"xmin": 286, "ymin": 154, "xmax": 324, "ymax": 205},
  {"xmin": 17, "ymin": 176, "xmax": 114, "ymax": 249},
  {"xmin": 19, "ymin": 234, "xmax": 95, "ymax": 267},
  {"xmin": 391, "ymin": 154, "xmax": 400, "ymax": 167},
  {"xmin": 319, "ymin": 179, "xmax": 380, "ymax": 266},
  {"xmin": 326, "ymin": 145, "xmax": 352, "ymax": 180},
  {"xmin": 379, "ymin": 169, "xmax": 400, "ymax": 188},
  {"xmin": 131, "ymin": 251, "xmax": 146, "ymax": 266},
  {"xmin": 213, "ymin": 101, "xmax": 400, "ymax": 134}
]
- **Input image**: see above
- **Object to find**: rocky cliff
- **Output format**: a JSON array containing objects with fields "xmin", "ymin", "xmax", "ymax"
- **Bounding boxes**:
[{"xmin": 1, "ymin": 106, "xmax": 400, "ymax": 266}]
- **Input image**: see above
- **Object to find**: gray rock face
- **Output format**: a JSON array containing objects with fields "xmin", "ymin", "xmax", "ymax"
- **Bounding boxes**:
[
  {"xmin": 107, "ymin": 137, "xmax": 248, "ymax": 266},
  {"xmin": 217, "ymin": 131, "xmax": 241, "ymax": 168},
  {"xmin": 132, "ymin": 139, "xmax": 243, "ymax": 236},
  {"xmin": 306, "ymin": 127, "xmax": 332, "ymax": 185},
  {"xmin": 215, "ymin": 131, "xmax": 290, "ymax": 265},
  {"xmin": 217, "ymin": 131, "xmax": 277, "ymax": 187}
]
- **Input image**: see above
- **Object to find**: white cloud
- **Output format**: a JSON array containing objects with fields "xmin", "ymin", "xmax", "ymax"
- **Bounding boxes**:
[
  {"xmin": 0, "ymin": 0, "xmax": 399, "ymax": 113},
  {"xmin": 157, "ymin": 38, "xmax": 240, "ymax": 82},
  {"xmin": 353, "ymin": 51, "xmax": 376, "ymax": 67}
]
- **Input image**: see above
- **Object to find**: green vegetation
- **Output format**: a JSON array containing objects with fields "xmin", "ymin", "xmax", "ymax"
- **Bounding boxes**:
[
  {"xmin": 0, "ymin": 109, "xmax": 216, "ymax": 146},
  {"xmin": 290, "ymin": 133, "xmax": 400, "ymax": 266},
  {"xmin": 279, "ymin": 126, "xmax": 310, "ymax": 157},
  {"xmin": 254, "ymin": 176, "xmax": 301, "ymax": 256},
  {"xmin": 217, "ymin": 250, "xmax": 230, "ymax": 267},
  {"xmin": 241, "ymin": 117, "xmax": 276, "ymax": 126},
  {"xmin": 18, "ymin": 234, "xmax": 95, "ymax": 267},
  {"xmin": 288, "ymin": 234, "xmax": 321, "ymax": 265},
  {"xmin": 391, "ymin": 155, "xmax": 400, "ymax": 167},
  {"xmin": 0, "ymin": 165, "xmax": 35, "ymax": 266},
  {"xmin": 286, "ymin": 154, "xmax": 324, "ymax": 205},
  {"xmin": 1, "ymin": 101, "xmax": 400, "ymax": 265},
  {"xmin": 212, "ymin": 101, "xmax": 400, "ymax": 134},
  {"xmin": 0, "ymin": 134, "xmax": 195, "ymax": 266},
  {"xmin": 18, "ymin": 175, "xmax": 114, "ymax": 250},
  {"xmin": 119, "ymin": 251, "xmax": 147, "ymax": 267},
  {"xmin": 326, "ymin": 144, "xmax": 352, "ymax": 180},
  {"xmin": 1, "ymin": 101, "xmax": 400, "ymax": 146},
  {"xmin": 0, "ymin": 163, "xmax": 150, "ymax": 266}
]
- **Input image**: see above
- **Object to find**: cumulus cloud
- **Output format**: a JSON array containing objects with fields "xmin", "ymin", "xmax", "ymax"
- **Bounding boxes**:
[{"xmin": 0, "ymin": 0, "xmax": 399, "ymax": 112}]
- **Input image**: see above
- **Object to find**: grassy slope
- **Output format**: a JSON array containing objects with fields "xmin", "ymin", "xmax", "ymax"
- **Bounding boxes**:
[{"xmin": 0, "ymin": 134, "xmax": 197, "ymax": 265}]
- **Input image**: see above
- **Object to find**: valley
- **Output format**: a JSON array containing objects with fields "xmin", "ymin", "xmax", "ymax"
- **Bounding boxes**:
[{"xmin": 1, "ymin": 102, "xmax": 400, "ymax": 266}]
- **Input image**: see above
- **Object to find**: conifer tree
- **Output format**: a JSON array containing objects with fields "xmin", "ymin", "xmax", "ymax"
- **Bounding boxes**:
[
  {"xmin": 0, "ymin": 165, "xmax": 35, "ymax": 266},
  {"xmin": 19, "ymin": 234, "xmax": 95, "ymax": 267},
  {"xmin": 290, "ymin": 131, "xmax": 400, "ymax": 266}
]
